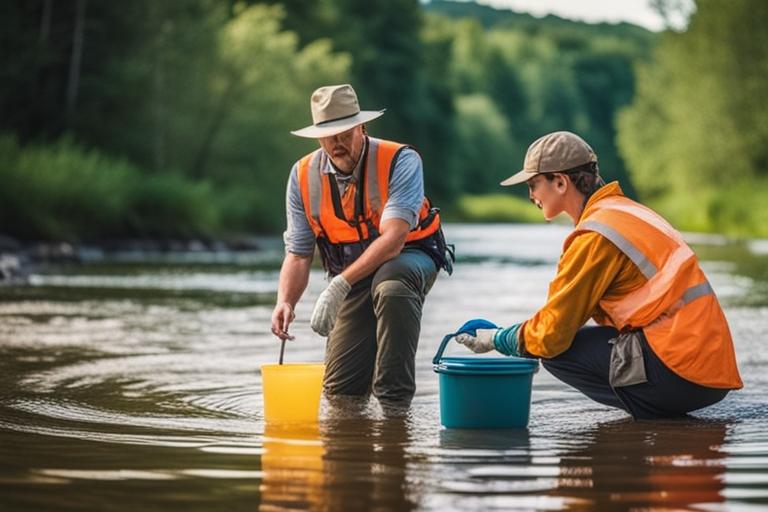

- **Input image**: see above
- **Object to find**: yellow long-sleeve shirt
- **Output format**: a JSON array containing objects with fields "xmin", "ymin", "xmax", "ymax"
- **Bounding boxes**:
[{"xmin": 520, "ymin": 224, "xmax": 647, "ymax": 359}]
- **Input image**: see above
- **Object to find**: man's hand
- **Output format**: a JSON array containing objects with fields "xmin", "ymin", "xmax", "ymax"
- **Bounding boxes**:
[
  {"xmin": 271, "ymin": 302, "xmax": 296, "ymax": 341},
  {"xmin": 310, "ymin": 275, "xmax": 352, "ymax": 336},
  {"xmin": 455, "ymin": 328, "xmax": 501, "ymax": 353}
]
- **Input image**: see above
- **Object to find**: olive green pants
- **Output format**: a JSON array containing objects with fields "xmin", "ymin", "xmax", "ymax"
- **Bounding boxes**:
[{"xmin": 324, "ymin": 247, "xmax": 437, "ymax": 405}]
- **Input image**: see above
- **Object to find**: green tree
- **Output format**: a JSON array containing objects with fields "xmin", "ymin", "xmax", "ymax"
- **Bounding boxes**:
[
  {"xmin": 453, "ymin": 94, "xmax": 517, "ymax": 194},
  {"xmin": 206, "ymin": 4, "xmax": 350, "ymax": 231},
  {"xmin": 288, "ymin": 0, "xmax": 461, "ymax": 203},
  {"xmin": 618, "ymin": 0, "xmax": 768, "ymax": 235}
]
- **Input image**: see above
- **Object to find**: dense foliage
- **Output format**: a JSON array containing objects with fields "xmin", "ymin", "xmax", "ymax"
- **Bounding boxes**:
[
  {"xmin": 618, "ymin": 0, "xmax": 768, "ymax": 236},
  {"xmin": 5, "ymin": 1, "xmax": 761, "ymax": 240}
]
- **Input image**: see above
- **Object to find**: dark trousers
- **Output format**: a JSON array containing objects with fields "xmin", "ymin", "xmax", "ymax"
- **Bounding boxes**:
[
  {"xmin": 542, "ymin": 326, "xmax": 729, "ymax": 420},
  {"xmin": 323, "ymin": 247, "xmax": 437, "ymax": 405}
]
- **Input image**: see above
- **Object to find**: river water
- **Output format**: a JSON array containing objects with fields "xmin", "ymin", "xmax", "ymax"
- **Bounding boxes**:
[{"xmin": 1, "ymin": 224, "xmax": 767, "ymax": 511}]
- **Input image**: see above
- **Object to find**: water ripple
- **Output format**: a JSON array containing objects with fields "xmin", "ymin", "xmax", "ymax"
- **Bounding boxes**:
[{"xmin": 1, "ymin": 224, "xmax": 767, "ymax": 511}]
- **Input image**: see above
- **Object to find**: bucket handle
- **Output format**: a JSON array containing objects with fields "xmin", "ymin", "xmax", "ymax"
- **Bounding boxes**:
[{"xmin": 432, "ymin": 318, "xmax": 499, "ymax": 365}]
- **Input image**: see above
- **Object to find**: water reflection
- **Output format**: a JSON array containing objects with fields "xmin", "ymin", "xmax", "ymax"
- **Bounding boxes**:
[
  {"xmin": 439, "ymin": 427, "xmax": 531, "ymax": 451},
  {"xmin": 259, "ymin": 402, "xmax": 416, "ymax": 511},
  {"xmin": 435, "ymin": 419, "xmax": 730, "ymax": 510},
  {"xmin": 1, "ymin": 225, "xmax": 766, "ymax": 510},
  {"xmin": 321, "ymin": 415, "xmax": 415, "ymax": 511},
  {"xmin": 259, "ymin": 424, "xmax": 325, "ymax": 511},
  {"xmin": 552, "ymin": 419, "xmax": 728, "ymax": 510}
]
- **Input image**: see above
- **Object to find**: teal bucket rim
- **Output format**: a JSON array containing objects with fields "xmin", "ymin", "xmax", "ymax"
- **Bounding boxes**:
[
  {"xmin": 432, "ymin": 322, "xmax": 539, "ymax": 376},
  {"xmin": 435, "ymin": 367, "xmax": 536, "ymax": 376},
  {"xmin": 435, "ymin": 357, "xmax": 539, "ymax": 375},
  {"xmin": 438, "ymin": 356, "xmax": 537, "ymax": 364}
]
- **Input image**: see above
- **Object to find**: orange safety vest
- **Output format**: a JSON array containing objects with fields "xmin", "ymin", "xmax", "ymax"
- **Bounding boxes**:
[
  {"xmin": 296, "ymin": 137, "xmax": 442, "ymax": 268},
  {"xmin": 563, "ymin": 193, "xmax": 743, "ymax": 389}
]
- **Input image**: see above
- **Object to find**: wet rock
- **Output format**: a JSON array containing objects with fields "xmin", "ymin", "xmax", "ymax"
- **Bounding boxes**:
[
  {"xmin": 211, "ymin": 240, "xmax": 229, "ymax": 252},
  {"xmin": 28, "ymin": 242, "xmax": 80, "ymax": 263},
  {"xmin": 165, "ymin": 239, "xmax": 186, "ymax": 252},
  {"xmin": 227, "ymin": 238, "xmax": 261, "ymax": 251},
  {"xmin": 0, "ymin": 253, "xmax": 23, "ymax": 283},
  {"xmin": 187, "ymin": 239, "xmax": 206, "ymax": 252},
  {"xmin": 0, "ymin": 234, "xmax": 21, "ymax": 252}
]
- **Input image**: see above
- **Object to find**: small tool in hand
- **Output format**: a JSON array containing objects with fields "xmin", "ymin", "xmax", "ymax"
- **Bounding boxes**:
[{"xmin": 279, "ymin": 338, "xmax": 286, "ymax": 365}]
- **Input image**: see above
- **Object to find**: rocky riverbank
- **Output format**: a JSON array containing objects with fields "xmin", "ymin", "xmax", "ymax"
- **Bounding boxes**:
[
  {"xmin": 0, "ymin": 234, "xmax": 271, "ymax": 285},
  {"xmin": 0, "ymin": 235, "xmax": 24, "ymax": 284}
]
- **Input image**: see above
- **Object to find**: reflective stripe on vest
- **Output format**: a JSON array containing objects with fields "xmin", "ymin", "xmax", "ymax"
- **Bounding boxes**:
[
  {"xmin": 366, "ymin": 140, "xmax": 382, "ymax": 214},
  {"xmin": 307, "ymin": 151, "xmax": 323, "ymax": 223},
  {"xmin": 585, "ymin": 218, "xmax": 715, "ymax": 315},
  {"xmin": 580, "ymin": 219, "xmax": 696, "ymax": 323},
  {"xmin": 580, "ymin": 220, "xmax": 657, "ymax": 279},
  {"xmin": 682, "ymin": 280, "xmax": 714, "ymax": 304},
  {"xmin": 566, "ymin": 192, "xmax": 742, "ymax": 389}
]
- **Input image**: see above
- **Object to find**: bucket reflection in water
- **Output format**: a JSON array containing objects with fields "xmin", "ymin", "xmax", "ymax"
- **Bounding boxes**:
[
  {"xmin": 259, "ymin": 423, "xmax": 325, "ymax": 511},
  {"xmin": 258, "ymin": 415, "xmax": 419, "ymax": 511},
  {"xmin": 261, "ymin": 363, "xmax": 325, "ymax": 423},
  {"xmin": 439, "ymin": 427, "xmax": 531, "ymax": 452}
]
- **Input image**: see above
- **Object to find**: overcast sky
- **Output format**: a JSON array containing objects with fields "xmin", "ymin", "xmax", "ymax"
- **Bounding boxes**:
[{"xmin": 474, "ymin": 0, "xmax": 691, "ymax": 31}]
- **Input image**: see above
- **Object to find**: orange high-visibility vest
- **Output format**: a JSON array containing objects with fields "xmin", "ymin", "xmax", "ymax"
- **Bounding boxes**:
[
  {"xmin": 296, "ymin": 137, "xmax": 441, "ymax": 246},
  {"xmin": 563, "ymin": 193, "xmax": 743, "ymax": 389}
]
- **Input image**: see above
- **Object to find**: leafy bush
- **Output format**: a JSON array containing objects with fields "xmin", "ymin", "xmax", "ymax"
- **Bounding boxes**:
[
  {"xmin": 127, "ymin": 173, "xmax": 220, "ymax": 238},
  {"xmin": 649, "ymin": 182, "xmax": 768, "ymax": 238},
  {"xmin": 0, "ymin": 134, "xmax": 222, "ymax": 240},
  {"xmin": 455, "ymin": 193, "xmax": 545, "ymax": 223},
  {"xmin": 619, "ymin": 0, "xmax": 768, "ymax": 237},
  {"xmin": 0, "ymin": 135, "xmax": 135, "ymax": 239}
]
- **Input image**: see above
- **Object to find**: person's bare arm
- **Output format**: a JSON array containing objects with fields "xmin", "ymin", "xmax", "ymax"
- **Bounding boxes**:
[{"xmin": 271, "ymin": 252, "xmax": 313, "ymax": 340}]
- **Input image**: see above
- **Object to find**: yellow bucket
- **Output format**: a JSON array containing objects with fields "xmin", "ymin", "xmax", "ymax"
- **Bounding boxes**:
[{"xmin": 261, "ymin": 363, "xmax": 325, "ymax": 423}]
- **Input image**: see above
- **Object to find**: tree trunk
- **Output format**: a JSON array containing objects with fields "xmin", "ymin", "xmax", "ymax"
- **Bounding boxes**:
[
  {"xmin": 39, "ymin": 0, "xmax": 53, "ymax": 46},
  {"xmin": 65, "ymin": 0, "xmax": 86, "ymax": 126},
  {"xmin": 153, "ymin": 45, "xmax": 167, "ymax": 172},
  {"xmin": 190, "ymin": 78, "xmax": 238, "ymax": 179}
]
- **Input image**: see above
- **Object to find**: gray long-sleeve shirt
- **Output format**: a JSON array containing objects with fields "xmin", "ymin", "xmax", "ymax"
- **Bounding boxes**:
[{"xmin": 283, "ymin": 143, "xmax": 424, "ymax": 255}]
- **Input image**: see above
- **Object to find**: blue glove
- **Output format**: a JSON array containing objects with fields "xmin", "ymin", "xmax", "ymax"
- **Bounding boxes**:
[{"xmin": 453, "ymin": 318, "xmax": 499, "ymax": 336}]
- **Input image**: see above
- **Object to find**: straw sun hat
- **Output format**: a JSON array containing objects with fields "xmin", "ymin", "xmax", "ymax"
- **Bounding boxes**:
[{"xmin": 291, "ymin": 84, "xmax": 384, "ymax": 138}]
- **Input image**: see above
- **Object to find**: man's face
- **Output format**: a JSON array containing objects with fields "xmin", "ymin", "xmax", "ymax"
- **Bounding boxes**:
[{"xmin": 318, "ymin": 125, "xmax": 365, "ymax": 174}]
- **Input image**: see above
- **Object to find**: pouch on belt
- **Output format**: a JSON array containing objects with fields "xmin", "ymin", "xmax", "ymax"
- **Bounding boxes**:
[{"xmin": 608, "ymin": 330, "xmax": 648, "ymax": 387}]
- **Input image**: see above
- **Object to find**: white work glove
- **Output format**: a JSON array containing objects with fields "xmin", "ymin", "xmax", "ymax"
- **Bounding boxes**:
[
  {"xmin": 455, "ymin": 328, "xmax": 501, "ymax": 354},
  {"xmin": 310, "ymin": 275, "xmax": 352, "ymax": 337}
]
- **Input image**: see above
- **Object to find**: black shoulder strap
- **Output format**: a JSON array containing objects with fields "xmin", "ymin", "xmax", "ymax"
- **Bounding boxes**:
[
  {"xmin": 327, "ymin": 172, "xmax": 347, "ymax": 223},
  {"xmin": 355, "ymin": 138, "xmax": 370, "ymax": 224}
]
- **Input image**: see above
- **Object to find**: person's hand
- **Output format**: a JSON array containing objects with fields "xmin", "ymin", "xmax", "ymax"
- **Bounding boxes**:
[
  {"xmin": 271, "ymin": 301, "xmax": 295, "ymax": 341},
  {"xmin": 310, "ymin": 275, "xmax": 352, "ymax": 336},
  {"xmin": 455, "ymin": 328, "xmax": 501, "ymax": 353}
]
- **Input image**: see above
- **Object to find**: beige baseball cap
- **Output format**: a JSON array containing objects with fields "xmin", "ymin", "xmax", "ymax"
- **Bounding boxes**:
[
  {"xmin": 291, "ymin": 84, "xmax": 385, "ymax": 138},
  {"xmin": 501, "ymin": 131, "xmax": 598, "ymax": 186}
]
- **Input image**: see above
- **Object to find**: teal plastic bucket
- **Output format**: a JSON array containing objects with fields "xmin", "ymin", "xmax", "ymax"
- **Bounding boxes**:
[{"xmin": 433, "ymin": 324, "xmax": 539, "ymax": 429}]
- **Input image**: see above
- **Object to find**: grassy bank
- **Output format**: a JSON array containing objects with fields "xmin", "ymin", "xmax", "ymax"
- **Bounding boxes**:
[
  {"xmin": 3, "ymin": 133, "xmax": 765, "ymax": 240},
  {"xmin": 647, "ymin": 182, "xmax": 768, "ymax": 239},
  {"xmin": 455, "ymin": 187, "xmax": 768, "ymax": 238},
  {"xmin": 454, "ymin": 194, "xmax": 545, "ymax": 224}
]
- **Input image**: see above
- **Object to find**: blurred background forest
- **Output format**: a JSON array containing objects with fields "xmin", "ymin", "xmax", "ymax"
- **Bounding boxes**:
[{"xmin": 1, "ymin": 0, "xmax": 766, "ymax": 241}]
